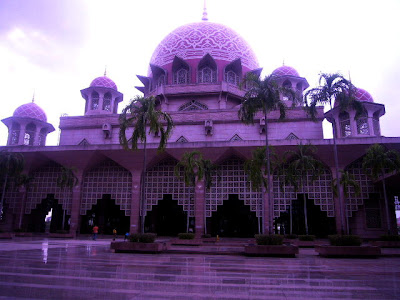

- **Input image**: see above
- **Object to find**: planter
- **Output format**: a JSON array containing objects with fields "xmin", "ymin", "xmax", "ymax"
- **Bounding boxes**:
[
  {"xmin": 370, "ymin": 241, "xmax": 400, "ymax": 248},
  {"xmin": 13, "ymin": 232, "xmax": 32, "ymax": 237},
  {"xmin": 291, "ymin": 240, "xmax": 317, "ymax": 248},
  {"xmin": 315, "ymin": 245, "xmax": 381, "ymax": 258},
  {"xmin": 110, "ymin": 241, "xmax": 169, "ymax": 253},
  {"xmin": 170, "ymin": 239, "xmax": 202, "ymax": 246},
  {"xmin": 0, "ymin": 233, "xmax": 13, "ymax": 239},
  {"xmin": 48, "ymin": 233, "xmax": 74, "ymax": 238},
  {"xmin": 244, "ymin": 244, "xmax": 299, "ymax": 257},
  {"xmin": 202, "ymin": 237, "xmax": 218, "ymax": 244}
]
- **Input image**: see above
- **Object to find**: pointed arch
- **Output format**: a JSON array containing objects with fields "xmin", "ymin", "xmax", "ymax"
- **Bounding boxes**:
[
  {"xmin": 172, "ymin": 56, "xmax": 190, "ymax": 84},
  {"xmin": 103, "ymin": 92, "xmax": 112, "ymax": 111},
  {"xmin": 229, "ymin": 134, "xmax": 243, "ymax": 142},
  {"xmin": 176, "ymin": 136, "xmax": 188, "ymax": 143},
  {"xmin": 224, "ymin": 58, "xmax": 242, "ymax": 86},
  {"xmin": 10, "ymin": 122, "xmax": 20, "ymax": 145},
  {"xmin": 78, "ymin": 138, "xmax": 90, "ymax": 146},
  {"xmin": 198, "ymin": 54, "xmax": 217, "ymax": 83},
  {"xmin": 91, "ymin": 91, "xmax": 99, "ymax": 110},
  {"xmin": 178, "ymin": 99, "xmax": 208, "ymax": 111},
  {"xmin": 24, "ymin": 123, "xmax": 36, "ymax": 145},
  {"xmin": 286, "ymin": 133, "xmax": 299, "ymax": 140},
  {"xmin": 339, "ymin": 111, "xmax": 351, "ymax": 137}
]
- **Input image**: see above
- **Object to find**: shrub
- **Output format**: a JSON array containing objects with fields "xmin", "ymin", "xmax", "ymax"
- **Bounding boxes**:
[
  {"xmin": 255, "ymin": 234, "xmax": 284, "ymax": 245},
  {"xmin": 285, "ymin": 234, "xmax": 298, "ymax": 239},
  {"xmin": 328, "ymin": 235, "xmax": 361, "ymax": 246},
  {"xmin": 129, "ymin": 233, "xmax": 156, "ymax": 243},
  {"xmin": 380, "ymin": 235, "xmax": 400, "ymax": 241},
  {"xmin": 201, "ymin": 234, "xmax": 211, "ymax": 238},
  {"xmin": 178, "ymin": 233, "xmax": 195, "ymax": 240},
  {"xmin": 298, "ymin": 235, "xmax": 315, "ymax": 241}
]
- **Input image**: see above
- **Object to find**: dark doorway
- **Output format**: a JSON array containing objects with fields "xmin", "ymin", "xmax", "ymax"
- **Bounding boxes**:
[
  {"xmin": 209, "ymin": 194, "xmax": 258, "ymax": 237},
  {"xmin": 145, "ymin": 194, "xmax": 186, "ymax": 236},
  {"xmin": 27, "ymin": 194, "xmax": 68, "ymax": 233},
  {"xmin": 275, "ymin": 194, "xmax": 336, "ymax": 237},
  {"xmin": 80, "ymin": 194, "xmax": 129, "ymax": 234}
]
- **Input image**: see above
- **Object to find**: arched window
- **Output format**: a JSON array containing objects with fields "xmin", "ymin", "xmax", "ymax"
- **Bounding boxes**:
[
  {"xmin": 373, "ymin": 111, "xmax": 380, "ymax": 136},
  {"xmin": 103, "ymin": 92, "xmax": 112, "ymax": 111},
  {"xmin": 296, "ymin": 82, "xmax": 302, "ymax": 91},
  {"xmin": 174, "ymin": 68, "xmax": 189, "ymax": 84},
  {"xmin": 24, "ymin": 123, "xmax": 36, "ymax": 146},
  {"xmin": 283, "ymin": 79, "xmax": 292, "ymax": 89},
  {"xmin": 198, "ymin": 54, "xmax": 217, "ymax": 84},
  {"xmin": 38, "ymin": 128, "xmax": 47, "ymax": 146},
  {"xmin": 157, "ymin": 75, "xmax": 165, "ymax": 87},
  {"xmin": 339, "ymin": 111, "xmax": 351, "ymax": 137},
  {"xmin": 356, "ymin": 111, "xmax": 369, "ymax": 135},
  {"xmin": 10, "ymin": 123, "xmax": 20, "ymax": 145},
  {"xmin": 224, "ymin": 59, "xmax": 242, "ymax": 86},
  {"xmin": 91, "ymin": 91, "xmax": 99, "ymax": 110},
  {"xmin": 226, "ymin": 70, "xmax": 239, "ymax": 85}
]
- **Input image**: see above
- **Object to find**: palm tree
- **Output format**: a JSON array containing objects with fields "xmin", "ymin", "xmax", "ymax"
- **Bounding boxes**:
[
  {"xmin": 175, "ymin": 150, "xmax": 215, "ymax": 234},
  {"xmin": 304, "ymin": 73, "xmax": 363, "ymax": 234},
  {"xmin": 239, "ymin": 73, "xmax": 297, "ymax": 234},
  {"xmin": 362, "ymin": 144, "xmax": 400, "ymax": 234},
  {"xmin": 332, "ymin": 170, "xmax": 361, "ymax": 234},
  {"xmin": 285, "ymin": 143, "xmax": 323, "ymax": 235},
  {"xmin": 119, "ymin": 96, "xmax": 174, "ymax": 233},
  {"xmin": 56, "ymin": 167, "xmax": 78, "ymax": 230},
  {"xmin": 0, "ymin": 151, "xmax": 24, "ymax": 220}
]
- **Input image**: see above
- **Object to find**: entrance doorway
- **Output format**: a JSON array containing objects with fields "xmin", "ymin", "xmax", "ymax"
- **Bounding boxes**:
[
  {"xmin": 145, "ymin": 194, "xmax": 187, "ymax": 236},
  {"xmin": 80, "ymin": 194, "xmax": 129, "ymax": 234},
  {"xmin": 275, "ymin": 194, "xmax": 336, "ymax": 237},
  {"xmin": 209, "ymin": 194, "xmax": 258, "ymax": 237}
]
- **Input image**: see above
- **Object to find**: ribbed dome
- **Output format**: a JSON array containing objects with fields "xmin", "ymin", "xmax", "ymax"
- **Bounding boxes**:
[
  {"xmin": 272, "ymin": 65, "xmax": 300, "ymax": 77},
  {"xmin": 13, "ymin": 102, "xmax": 47, "ymax": 122},
  {"xmin": 355, "ymin": 88, "xmax": 374, "ymax": 102},
  {"xmin": 150, "ymin": 22, "xmax": 259, "ymax": 71},
  {"xmin": 90, "ymin": 76, "xmax": 117, "ymax": 90}
]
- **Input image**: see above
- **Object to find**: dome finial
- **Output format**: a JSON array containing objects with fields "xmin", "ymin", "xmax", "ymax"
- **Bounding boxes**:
[
  {"xmin": 104, "ymin": 66, "xmax": 107, "ymax": 76},
  {"xmin": 202, "ymin": 0, "xmax": 208, "ymax": 21},
  {"xmin": 32, "ymin": 90, "xmax": 35, "ymax": 103},
  {"xmin": 348, "ymin": 70, "xmax": 352, "ymax": 82},
  {"xmin": 282, "ymin": 59, "xmax": 285, "ymax": 66}
]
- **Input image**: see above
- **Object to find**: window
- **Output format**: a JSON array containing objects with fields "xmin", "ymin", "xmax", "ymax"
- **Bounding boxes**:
[
  {"xmin": 356, "ymin": 111, "xmax": 369, "ymax": 135},
  {"xmin": 10, "ymin": 123, "xmax": 20, "ymax": 145},
  {"xmin": 91, "ymin": 91, "xmax": 99, "ymax": 110},
  {"xmin": 157, "ymin": 75, "xmax": 165, "ymax": 87},
  {"xmin": 103, "ymin": 92, "xmax": 112, "ymax": 111},
  {"xmin": 373, "ymin": 112, "xmax": 380, "ymax": 136},
  {"xmin": 198, "ymin": 66, "xmax": 216, "ymax": 83},
  {"xmin": 38, "ymin": 128, "xmax": 47, "ymax": 146},
  {"xmin": 24, "ymin": 123, "xmax": 36, "ymax": 146},
  {"xmin": 226, "ymin": 70, "xmax": 239, "ymax": 85},
  {"xmin": 365, "ymin": 196, "xmax": 381, "ymax": 229},
  {"xmin": 174, "ymin": 68, "xmax": 189, "ymax": 84},
  {"xmin": 339, "ymin": 112, "xmax": 351, "ymax": 137}
]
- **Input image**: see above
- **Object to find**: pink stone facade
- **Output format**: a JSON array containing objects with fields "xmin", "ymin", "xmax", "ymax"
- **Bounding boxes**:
[{"xmin": 1, "ymin": 19, "xmax": 399, "ymax": 238}]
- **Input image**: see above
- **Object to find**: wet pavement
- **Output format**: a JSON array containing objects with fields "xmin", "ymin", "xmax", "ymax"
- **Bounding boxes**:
[{"xmin": 0, "ymin": 238, "xmax": 399, "ymax": 299}]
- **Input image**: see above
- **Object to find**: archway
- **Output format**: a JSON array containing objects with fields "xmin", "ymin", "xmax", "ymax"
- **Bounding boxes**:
[
  {"xmin": 209, "ymin": 194, "xmax": 258, "ymax": 237},
  {"xmin": 145, "ymin": 194, "xmax": 187, "ymax": 236},
  {"xmin": 80, "ymin": 194, "xmax": 129, "ymax": 234}
]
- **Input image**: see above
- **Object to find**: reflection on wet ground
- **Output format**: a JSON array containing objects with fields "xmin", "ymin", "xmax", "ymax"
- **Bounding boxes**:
[{"xmin": 0, "ymin": 238, "xmax": 399, "ymax": 299}]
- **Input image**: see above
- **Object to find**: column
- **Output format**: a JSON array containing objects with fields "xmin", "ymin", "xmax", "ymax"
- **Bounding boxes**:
[
  {"xmin": 194, "ymin": 178, "xmax": 205, "ymax": 238},
  {"xmin": 263, "ymin": 185, "xmax": 271, "ymax": 235},
  {"xmin": 69, "ymin": 169, "xmax": 84, "ymax": 237},
  {"xmin": 129, "ymin": 170, "xmax": 141, "ymax": 234},
  {"xmin": 331, "ymin": 166, "xmax": 347, "ymax": 234}
]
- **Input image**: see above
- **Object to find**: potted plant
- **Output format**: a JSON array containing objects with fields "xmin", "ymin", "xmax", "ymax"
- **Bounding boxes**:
[
  {"xmin": 171, "ymin": 233, "xmax": 201, "ymax": 246},
  {"xmin": 292, "ymin": 235, "xmax": 317, "ymax": 248},
  {"xmin": 110, "ymin": 233, "xmax": 169, "ymax": 253},
  {"xmin": 371, "ymin": 235, "xmax": 400, "ymax": 248},
  {"xmin": 244, "ymin": 234, "xmax": 298, "ymax": 257},
  {"xmin": 315, "ymin": 235, "xmax": 381, "ymax": 257}
]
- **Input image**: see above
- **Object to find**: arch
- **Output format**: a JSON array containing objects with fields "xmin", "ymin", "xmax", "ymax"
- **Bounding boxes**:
[
  {"xmin": 373, "ymin": 111, "xmax": 381, "ymax": 136},
  {"xmin": 205, "ymin": 157, "xmax": 262, "ymax": 218},
  {"xmin": 103, "ymin": 92, "xmax": 112, "ymax": 111},
  {"xmin": 176, "ymin": 136, "xmax": 188, "ymax": 143},
  {"xmin": 91, "ymin": 91, "xmax": 99, "ymax": 110},
  {"xmin": 198, "ymin": 54, "xmax": 217, "ymax": 83},
  {"xmin": 356, "ymin": 111, "xmax": 369, "ymax": 135},
  {"xmin": 272, "ymin": 163, "xmax": 335, "ymax": 218},
  {"xmin": 81, "ymin": 159, "xmax": 132, "ymax": 216},
  {"xmin": 24, "ymin": 123, "xmax": 36, "ymax": 146},
  {"xmin": 144, "ymin": 159, "xmax": 194, "ymax": 216},
  {"xmin": 10, "ymin": 122, "xmax": 20, "ymax": 145},
  {"xmin": 150, "ymin": 64, "xmax": 167, "ymax": 88},
  {"xmin": 178, "ymin": 99, "xmax": 208, "ymax": 111},
  {"xmin": 339, "ymin": 111, "xmax": 351, "ymax": 137},
  {"xmin": 283, "ymin": 79, "xmax": 292, "ymax": 89},
  {"xmin": 224, "ymin": 59, "xmax": 242, "ymax": 86},
  {"xmin": 25, "ymin": 162, "xmax": 71, "ymax": 214},
  {"xmin": 229, "ymin": 134, "xmax": 243, "ymax": 141},
  {"xmin": 296, "ymin": 82, "xmax": 302, "ymax": 91},
  {"xmin": 38, "ymin": 128, "xmax": 47, "ymax": 146},
  {"xmin": 172, "ymin": 56, "xmax": 190, "ymax": 84}
]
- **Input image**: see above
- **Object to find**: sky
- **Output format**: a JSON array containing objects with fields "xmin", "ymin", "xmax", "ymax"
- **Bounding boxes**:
[{"xmin": 1, "ymin": 0, "xmax": 400, "ymax": 146}]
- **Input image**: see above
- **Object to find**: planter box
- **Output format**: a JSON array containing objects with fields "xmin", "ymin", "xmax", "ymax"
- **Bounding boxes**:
[
  {"xmin": 14, "ymin": 232, "xmax": 32, "ymax": 237},
  {"xmin": 110, "ymin": 241, "xmax": 169, "ymax": 253},
  {"xmin": 315, "ymin": 245, "xmax": 381, "ymax": 258},
  {"xmin": 48, "ymin": 233, "xmax": 74, "ymax": 238},
  {"xmin": 170, "ymin": 239, "xmax": 202, "ymax": 246},
  {"xmin": 0, "ymin": 233, "xmax": 13, "ymax": 239},
  {"xmin": 370, "ymin": 241, "xmax": 400, "ymax": 248},
  {"xmin": 291, "ymin": 240, "xmax": 317, "ymax": 248},
  {"xmin": 202, "ymin": 237, "xmax": 218, "ymax": 244},
  {"xmin": 244, "ymin": 245, "xmax": 299, "ymax": 257}
]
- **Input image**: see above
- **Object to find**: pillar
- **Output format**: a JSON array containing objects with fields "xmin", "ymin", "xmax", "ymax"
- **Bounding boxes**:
[
  {"xmin": 331, "ymin": 166, "xmax": 347, "ymax": 234},
  {"xmin": 69, "ymin": 169, "xmax": 84, "ymax": 237},
  {"xmin": 194, "ymin": 178, "xmax": 205, "ymax": 238},
  {"xmin": 129, "ymin": 170, "xmax": 141, "ymax": 234}
]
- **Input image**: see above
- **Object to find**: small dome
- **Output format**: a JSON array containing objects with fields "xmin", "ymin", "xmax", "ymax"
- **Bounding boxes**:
[
  {"xmin": 355, "ymin": 88, "xmax": 374, "ymax": 102},
  {"xmin": 272, "ymin": 66, "xmax": 300, "ymax": 77},
  {"xmin": 13, "ymin": 102, "xmax": 47, "ymax": 122},
  {"xmin": 90, "ymin": 76, "xmax": 117, "ymax": 90}
]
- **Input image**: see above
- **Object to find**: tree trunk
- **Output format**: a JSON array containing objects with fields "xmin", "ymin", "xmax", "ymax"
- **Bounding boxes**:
[
  {"xmin": 290, "ymin": 201, "xmax": 293, "ymax": 235},
  {"xmin": 331, "ymin": 119, "xmax": 345, "ymax": 234},
  {"xmin": 0, "ymin": 173, "xmax": 8, "ymax": 220},
  {"xmin": 381, "ymin": 168, "xmax": 391, "ymax": 234},
  {"xmin": 303, "ymin": 193, "xmax": 308, "ymax": 235},
  {"xmin": 264, "ymin": 111, "xmax": 272, "ymax": 235},
  {"xmin": 140, "ymin": 137, "xmax": 148, "ymax": 234}
]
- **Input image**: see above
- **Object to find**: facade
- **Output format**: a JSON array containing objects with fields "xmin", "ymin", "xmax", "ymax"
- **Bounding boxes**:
[{"xmin": 1, "ymin": 17, "xmax": 400, "ymax": 238}]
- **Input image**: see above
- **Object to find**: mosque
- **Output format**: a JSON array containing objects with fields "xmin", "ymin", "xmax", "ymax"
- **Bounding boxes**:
[{"xmin": 1, "ymin": 9, "xmax": 399, "ymax": 238}]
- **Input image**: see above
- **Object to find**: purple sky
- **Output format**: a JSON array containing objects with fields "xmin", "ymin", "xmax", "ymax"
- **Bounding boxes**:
[{"xmin": 1, "ymin": 0, "xmax": 400, "ymax": 145}]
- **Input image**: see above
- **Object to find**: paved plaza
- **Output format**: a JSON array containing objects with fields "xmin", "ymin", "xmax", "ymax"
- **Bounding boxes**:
[{"xmin": 0, "ymin": 238, "xmax": 399, "ymax": 299}]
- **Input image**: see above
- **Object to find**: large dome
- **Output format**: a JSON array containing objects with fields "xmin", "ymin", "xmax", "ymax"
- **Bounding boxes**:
[
  {"xmin": 272, "ymin": 65, "xmax": 300, "ymax": 77},
  {"xmin": 150, "ymin": 22, "xmax": 259, "ymax": 71},
  {"xmin": 355, "ymin": 88, "xmax": 374, "ymax": 102},
  {"xmin": 13, "ymin": 102, "xmax": 47, "ymax": 122},
  {"xmin": 90, "ymin": 76, "xmax": 118, "ymax": 90}
]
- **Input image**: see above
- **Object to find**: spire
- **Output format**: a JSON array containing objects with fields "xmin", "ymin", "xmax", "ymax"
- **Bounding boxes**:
[
  {"xmin": 202, "ymin": 0, "xmax": 208, "ymax": 21},
  {"xmin": 282, "ymin": 59, "xmax": 285, "ymax": 66},
  {"xmin": 104, "ymin": 66, "xmax": 107, "ymax": 76},
  {"xmin": 32, "ymin": 90, "xmax": 35, "ymax": 103},
  {"xmin": 348, "ymin": 70, "xmax": 352, "ymax": 82}
]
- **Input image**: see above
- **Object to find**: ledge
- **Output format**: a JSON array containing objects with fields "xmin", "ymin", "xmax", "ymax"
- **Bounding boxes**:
[
  {"xmin": 315, "ymin": 245, "xmax": 381, "ymax": 258},
  {"xmin": 244, "ymin": 244, "xmax": 299, "ymax": 257},
  {"xmin": 110, "ymin": 241, "xmax": 169, "ymax": 253}
]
